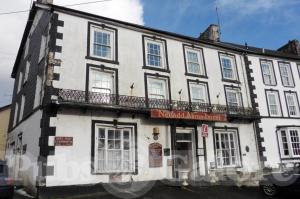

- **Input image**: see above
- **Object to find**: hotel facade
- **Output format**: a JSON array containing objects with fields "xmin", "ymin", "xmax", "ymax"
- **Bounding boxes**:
[{"xmin": 5, "ymin": 0, "xmax": 300, "ymax": 196}]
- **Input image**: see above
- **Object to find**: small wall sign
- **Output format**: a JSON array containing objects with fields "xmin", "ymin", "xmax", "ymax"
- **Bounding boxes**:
[
  {"xmin": 201, "ymin": 124, "xmax": 209, "ymax": 137},
  {"xmin": 54, "ymin": 137, "xmax": 73, "ymax": 146},
  {"xmin": 149, "ymin": 143, "xmax": 163, "ymax": 168}
]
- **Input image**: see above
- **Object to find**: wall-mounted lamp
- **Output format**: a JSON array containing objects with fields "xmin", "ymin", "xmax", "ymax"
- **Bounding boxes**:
[
  {"xmin": 153, "ymin": 127, "xmax": 160, "ymax": 141},
  {"xmin": 178, "ymin": 89, "xmax": 182, "ymax": 101},
  {"xmin": 130, "ymin": 83, "xmax": 135, "ymax": 96}
]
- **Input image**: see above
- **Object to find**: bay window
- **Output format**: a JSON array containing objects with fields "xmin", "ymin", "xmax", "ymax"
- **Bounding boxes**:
[
  {"xmin": 285, "ymin": 92, "xmax": 300, "ymax": 117},
  {"xmin": 260, "ymin": 60, "xmax": 276, "ymax": 85},
  {"xmin": 214, "ymin": 129, "xmax": 241, "ymax": 168},
  {"xmin": 184, "ymin": 45, "xmax": 206, "ymax": 76},
  {"xmin": 94, "ymin": 124, "xmax": 135, "ymax": 173},
  {"xmin": 278, "ymin": 128, "xmax": 300, "ymax": 158},
  {"xmin": 278, "ymin": 62, "xmax": 294, "ymax": 87},
  {"xmin": 266, "ymin": 90, "xmax": 282, "ymax": 117},
  {"xmin": 219, "ymin": 53, "xmax": 238, "ymax": 81}
]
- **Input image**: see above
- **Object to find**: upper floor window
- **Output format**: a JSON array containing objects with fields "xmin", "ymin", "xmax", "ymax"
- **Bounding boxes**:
[
  {"xmin": 148, "ymin": 78, "xmax": 168, "ymax": 100},
  {"xmin": 219, "ymin": 53, "xmax": 238, "ymax": 81},
  {"xmin": 87, "ymin": 65, "xmax": 118, "ymax": 104},
  {"xmin": 214, "ymin": 129, "xmax": 241, "ymax": 168},
  {"xmin": 88, "ymin": 23, "xmax": 117, "ymax": 63},
  {"xmin": 19, "ymin": 95, "xmax": 25, "ymax": 122},
  {"xmin": 260, "ymin": 60, "xmax": 276, "ymax": 85},
  {"xmin": 143, "ymin": 36, "xmax": 169, "ymax": 71},
  {"xmin": 188, "ymin": 81, "xmax": 209, "ymax": 104},
  {"xmin": 17, "ymin": 72, "xmax": 23, "ymax": 93},
  {"xmin": 278, "ymin": 62, "xmax": 294, "ymax": 87},
  {"xmin": 39, "ymin": 35, "xmax": 47, "ymax": 62},
  {"xmin": 266, "ymin": 90, "xmax": 282, "ymax": 117},
  {"xmin": 297, "ymin": 64, "xmax": 300, "ymax": 78},
  {"xmin": 24, "ymin": 61, "xmax": 30, "ymax": 84},
  {"xmin": 285, "ymin": 92, "xmax": 300, "ymax": 117},
  {"xmin": 183, "ymin": 45, "xmax": 206, "ymax": 76},
  {"xmin": 225, "ymin": 87, "xmax": 242, "ymax": 108},
  {"xmin": 278, "ymin": 128, "xmax": 300, "ymax": 158},
  {"xmin": 13, "ymin": 103, "xmax": 19, "ymax": 127}
]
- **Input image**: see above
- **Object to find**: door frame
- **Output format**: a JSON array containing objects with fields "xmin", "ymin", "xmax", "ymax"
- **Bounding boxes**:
[{"xmin": 171, "ymin": 125, "xmax": 200, "ymax": 179}]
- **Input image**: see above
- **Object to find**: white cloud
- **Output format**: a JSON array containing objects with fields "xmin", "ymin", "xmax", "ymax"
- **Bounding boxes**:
[{"xmin": 0, "ymin": 0, "xmax": 144, "ymax": 106}]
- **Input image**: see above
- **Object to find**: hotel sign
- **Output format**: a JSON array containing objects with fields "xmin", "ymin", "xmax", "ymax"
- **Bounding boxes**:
[
  {"xmin": 54, "ymin": 137, "xmax": 73, "ymax": 146},
  {"xmin": 150, "ymin": 110, "xmax": 227, "ymax": 122}
]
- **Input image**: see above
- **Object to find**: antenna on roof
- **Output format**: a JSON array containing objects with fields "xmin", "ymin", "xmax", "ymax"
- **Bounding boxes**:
[{"xmin": 215, "ymin": 0, "xmax": 222, "ymax": 36}]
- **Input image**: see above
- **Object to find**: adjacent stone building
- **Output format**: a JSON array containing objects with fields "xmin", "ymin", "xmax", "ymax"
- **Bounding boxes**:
[{"xmin": 0, "ymin": 104, "xmax": 11, "ymax": 160}]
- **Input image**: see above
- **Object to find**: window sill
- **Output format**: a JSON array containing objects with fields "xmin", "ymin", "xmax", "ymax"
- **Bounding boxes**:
[
  {"xmin": 222, "ymin": 79, "xmax": 241, "ymax": 84},
  {"xmin": 281, "ymin": 157, "xmax": 300, "ymax": 161},
  {"xmin": 185, "ymin": 73, "xmax": 208, "ymax": 79},
  {"xmin": 92, "ymin": 171, "xmax": 136, "ymax": 175},
  {"xmin": 85, "ymin": 56, "xmax": 119, "ymax": 65},
  {"xmin": 282, "ymin": 85, "xmax": 295, "ymax": 88},
  {"xmin": 263, "ymin": 83, "xmax": 277, "ymax": 87},
  {"xmin": 142, "ymin": 66, "xmax": 170, "ymax": 73}
]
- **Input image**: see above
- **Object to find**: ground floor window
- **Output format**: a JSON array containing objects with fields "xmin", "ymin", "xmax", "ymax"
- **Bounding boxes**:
[
  {"xmin": 214, "ymin": 129, "xmax": 241, "ymax": 168},
  {"xmin": 278, "ymin": 128, "xmax": 300, "ymax": 158},
  {"xmin": 94, "ymin": 123, "xmax": 135, "ymax": 173}
]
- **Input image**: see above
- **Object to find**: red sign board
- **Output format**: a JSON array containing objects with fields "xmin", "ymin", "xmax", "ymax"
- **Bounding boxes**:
[
  {"xmin": 150, "ymin": 110, "xmax": 227, "ymax": 122},
  {"xmin": 201, "ymin": 124, "xmax": 209, "ymax": 137},
  {"xmin": 54, "ymin": 137, "xmax": 73, "ymax": 146}
]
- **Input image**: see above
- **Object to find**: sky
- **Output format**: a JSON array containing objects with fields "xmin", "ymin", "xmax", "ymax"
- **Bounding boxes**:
[{"xmin": 0, "ymin": 0, "xmax": 300, "ymax": 107}]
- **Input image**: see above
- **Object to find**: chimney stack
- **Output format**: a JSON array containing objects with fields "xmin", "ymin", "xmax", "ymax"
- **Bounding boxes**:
[
  {"xmin": 37, "ymin": 0, "xmax": 53, "ymax": 4},
  {"xmin": 277, "ymin": 40, "xmax": 300, "ymax": 56},
  {"xmin": 199, "ymin": 24, "xmax": 220, "ymax": 42}
]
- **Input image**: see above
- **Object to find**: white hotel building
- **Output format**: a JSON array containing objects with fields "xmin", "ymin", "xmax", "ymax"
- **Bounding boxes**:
[{"xmin": 5, "ymin": 0, "xmax": 300, "ymax": 196}]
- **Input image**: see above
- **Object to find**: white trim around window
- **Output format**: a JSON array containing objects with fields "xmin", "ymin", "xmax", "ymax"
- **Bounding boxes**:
[
  {"xmin": 89, "ymin": 23, "xmax": 116, "ymax": 61},
  {"xmin": 147, "ymin": 77, "xmax": 168, "ymax": 100},
  {"xmin": 93, "ymin": 123, "xmax": 136, "ymax": 174},
  {"xmin": 278, "ymin": 62, "xmax": 294, "ymax": 87},
  {"xmin": 143, "ymin": 36, "xmax": 167, "ymax": 69},
  {"xmin": 260, "ymin": 60, "xmax": 276, "ymax": 86},
  {"xmin": 225, "ymin": 87, "xmax": 242, "ymax": 108},
  {"xmin": 214, "ymin": 129, "xmax": 241, "ymax": 168},
  {"xmin": 284, "ymin": 92, "xmax": 300, "ymax": 117},
  {"xmin": 278, "ymin": 128, "xmax": 300, "ymax": 159},
  {"xmin": 219, "ymin": 53, "xmax": 238, "ymax": 81},
  {"xmin": 184, "ymin": 46, "xmax": 206, "ymax": 76},
  {"xmin": 266, "ymin": 90, "xmax": 282, "ymax": 117},
  {"xmin": 188, "ymin": 81, "xmax": 209, "ymax": 104}
]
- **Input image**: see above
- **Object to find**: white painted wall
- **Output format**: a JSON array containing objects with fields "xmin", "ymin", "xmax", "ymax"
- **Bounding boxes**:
[
  {"xmin": 248, "ymin": 54, "xmax": 300, "ymax": 168},
  {"xmin": 6, "ymin": 110, "xmax": 42, "ymax": 192}
]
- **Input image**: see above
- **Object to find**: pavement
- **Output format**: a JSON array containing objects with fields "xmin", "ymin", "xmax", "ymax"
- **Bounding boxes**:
[{"xmin": 13, "ymin": 184, "xmax": 300, "ymax": 199}]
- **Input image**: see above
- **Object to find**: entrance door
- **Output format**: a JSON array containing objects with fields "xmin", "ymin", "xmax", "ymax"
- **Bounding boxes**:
[{"xmin": 173, "ymin": 128, "xmax": 197, "ymax": 179}]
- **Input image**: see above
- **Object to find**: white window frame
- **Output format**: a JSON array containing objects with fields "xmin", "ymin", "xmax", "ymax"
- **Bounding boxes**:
[
  {"xmin": 94, "ymin": 124, "xmax": 135, "ymax": 173},
  {"xmin": 260, "ymin": 60, "xmax": 276, "ymax": 85},
  {"xmin": 144, "ymin": 38, "xmax": 167, "ymax": 69},
  {"xmin": 189, "ymin": 82, "xmax": 209, "ymax": 104},
  {"xmin": 278, "ymin": 128, "xmax": 300, "ymax": 158},
  {"xmin": 147, "ymin": 77, "xmax": 168, "ymax": 100},
  {"xmin": 24, "ymin": 61, "xmax": 30, "ymax": 84},
  {"xmin": 17, "ymin": 72, "xmax": 23, "ymax": 93},
  {"xmin": 220, "ymin": 53, "xmax": 238, "ymax": 80},
  {"xmin": 90, "ymin": 25, "xmax": 115, "ymax": 61},
  {"xmin": 285, "ymin": 92, "xmax": 300, "ymax": 117},
  {"xmin": 39, "ymin": 35, "xmax": 47, "ymax": 62},
  {"xmin": 89, "ymin": 68, "xmax": 115, "ymax": 94},
  {"xmin": 266, "ymin": 90, "xmax": 282, "ymax": 117},
  {"xmin": 184, "ymin": 46, "xmax": 205, "ymax": 76},
  {"xmin": 214, "ymin": 129, "xmax": 241, "ymax": 168},
  {"xmin": 19, "ymin": 95, "xmax": 25, "ymax": 122},
  {"xmin": 225, "ymin": 87, "xmax": 242, "ymax": 108},
  {"xmin": 279, "ymin": 62, "xmax": 294, "ymax": 87},
  {"xmin": 13, "ymin": 103, "xmax": 19, "ymax": 127}
]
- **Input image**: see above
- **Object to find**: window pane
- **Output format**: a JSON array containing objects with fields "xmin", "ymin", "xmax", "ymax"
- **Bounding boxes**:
[
  {"xmin": 268, "ymin": 93, "xmax": 280, "ymax": 116},
  {"xmin": 281, "ymin": 131, "xmax": 289, "ymax": 156},
  {"xmin": 93, "ymin": 31, "xmax": 112, "ymax": 59},
  {"xmin": 190, "ymin": 84, "xmax": 206, "ymax": 103},
  {"xmin": 261, "ymin": 62, "xmax": 274, "ymax": 85},
  {"xmin": 222, "ymin": 58, "xmax": 233, "ymax": 79},
  {"xmin": 290, "ymin": 130, "xmax": 300, "ymax": 156},
  {"xmin": 279, "ymin": 64, "xmax": 293, "ymax": 86},
  {"xmin": 147, "ymin": 42, "xmax": 162, "ymax": 67},
  {"xmin": 149, "ymin": 79, "xmax": 166, "ymax": 99},
  {"xmin": 287, "ymin": 94, "xmax": 298, "ymax": 116},
  {"xmin": 187, "ymin": 51, "xmax": 201, "ymax": 74}
]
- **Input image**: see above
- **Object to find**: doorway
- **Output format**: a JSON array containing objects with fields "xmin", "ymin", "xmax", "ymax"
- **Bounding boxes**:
[{"xmin": 173, "ymin": 127, "xmax": 197, "ymax": 179}]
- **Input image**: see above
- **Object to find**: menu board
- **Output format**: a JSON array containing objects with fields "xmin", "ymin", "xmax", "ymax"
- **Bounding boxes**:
[{"xmin": 149, "ymin": 143, "xmax": 162, "ymax": 168}]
